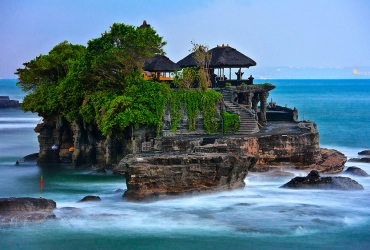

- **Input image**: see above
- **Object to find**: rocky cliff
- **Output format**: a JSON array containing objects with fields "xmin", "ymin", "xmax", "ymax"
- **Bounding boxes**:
[
  {"xmin": 34, "ymin": 114, "xmax": 132, "ymax": 168},
  {"xmin": 32, "ymin": 105, "xmax": 346, "ymax": 201}
]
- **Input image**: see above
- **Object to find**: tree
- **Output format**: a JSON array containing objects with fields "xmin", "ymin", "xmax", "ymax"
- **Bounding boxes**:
[
  {"xmin": 173, "ymin": 42, "xmax": 212, "ymax": 90},
  {"xmin": 78, "ymin": 23, "xmax": 169, "ymax": 135},
  {"xmin": 15, "ymin": 41, "xmax": 86, "ymax": 115},
  {"xmin": 84, "ymin": 23, "xmax": 167, "ymax": 91},
  {"xmin": 172, "ymin": 67, "xmax": 198, "ymax": 89},
  {"xmin": 190, "ymin": 41, "xmax": 212, "ymax": 90}
]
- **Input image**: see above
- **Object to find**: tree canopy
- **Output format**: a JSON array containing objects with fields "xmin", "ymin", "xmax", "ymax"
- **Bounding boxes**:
[{"xmin": 16, "ymin": 22, "xmax": 222, "ymax": 137}]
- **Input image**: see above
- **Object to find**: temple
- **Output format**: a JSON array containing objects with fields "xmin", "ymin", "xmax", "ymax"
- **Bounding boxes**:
[
  {"xmin": 30, "ymin": 21, "xmax": 330, "ymax": 201},
  {"xmin": 142, "ymin": 42, "xmax": 293, "ymax": 134},
  {"xmin": 143, "ymin": 55, "xmax": 181, "ymax": 81},
  {"xmin": 177, "ymin": 44, "xmax": 257, "ymax": 87}
]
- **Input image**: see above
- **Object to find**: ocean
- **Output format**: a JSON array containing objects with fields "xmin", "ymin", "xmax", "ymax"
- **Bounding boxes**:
[{"xmin": 1, "ymin": 78, "xmax": 370, "ymax": 249}]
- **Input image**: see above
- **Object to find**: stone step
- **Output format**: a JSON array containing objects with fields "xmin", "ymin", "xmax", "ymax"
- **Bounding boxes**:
[{"xmin": 220, "ymin": 90, "xmax": 259, "ymax": 135}]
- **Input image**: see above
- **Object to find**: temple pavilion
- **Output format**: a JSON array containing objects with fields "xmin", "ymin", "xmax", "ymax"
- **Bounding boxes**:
[
  {"xmin": 177, "ymin": 44, "xmax": 257, "ymax": 88},
  {"xmin": 143, "ymin": 55, "xmax": 181, "ymax": 81}
]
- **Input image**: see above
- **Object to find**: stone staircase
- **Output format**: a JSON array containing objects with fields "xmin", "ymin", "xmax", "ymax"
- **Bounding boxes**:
[{"xmin": 220, "ymin": 89, "xmax": 259, "ymax": 135}]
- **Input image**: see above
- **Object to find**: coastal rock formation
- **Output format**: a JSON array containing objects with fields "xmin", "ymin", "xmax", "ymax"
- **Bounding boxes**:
[
  {"xmin": 33, "ymin": 112, "xmax": 347, "ymax": 200},
  {"xmin": 280, "ymin": 170, "xmax": 364, "ymax": 191},
  {"xmin": 121, "ymin": 153, "xmax": 257, "ymax": 201},
  {"xmin": 34, "ymin": 114, "xmax": 132, "ymax": 167},
  {"xmin": 0, "ymin": 197, "xmax": 56, "ymax": 223},
  {"xmin": 344, "ymin": 167, "xmax": 370, "ymax": 177}
]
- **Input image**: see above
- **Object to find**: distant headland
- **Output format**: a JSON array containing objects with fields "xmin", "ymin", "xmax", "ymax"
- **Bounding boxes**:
[{"xmin": 0, "ymin": 96, "xmax": 20, "ymax": 108}]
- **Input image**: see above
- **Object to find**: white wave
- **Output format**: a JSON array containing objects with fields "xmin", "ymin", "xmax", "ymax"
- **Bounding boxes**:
[
  {"xmin": 0, "ymin": 123, "xmax": 37, "ymax": 129},
  {"xmin": 0, "ymin": 117, "xmax": 40, "ymax": 122}
]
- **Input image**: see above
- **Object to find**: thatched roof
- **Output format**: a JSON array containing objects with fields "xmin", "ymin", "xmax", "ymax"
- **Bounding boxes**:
[
  {"xmin": 144, "ymin": 55, "xmax": 182, "ymax": 72},
  {"xmin": 140, "ymin": 20, "xmax": 151, "ymax": 28},
  {"xmin": 177, "ymin": 45, "xmax": 257, "ymax": 68}
]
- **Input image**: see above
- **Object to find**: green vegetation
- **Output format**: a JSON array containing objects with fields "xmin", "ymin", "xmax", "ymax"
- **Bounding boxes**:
[
  {"xmin": 225, "ymin": 82, "xmax": 232, "ymax": 87},
  {"xmin": 222, "ymin": 112, "xmax": 239, "ymax": 134},
  {"xmin": 16, "ymin": 22, "xmax": 223, "ymax": 137},
  {"xmin": 168, "ymin": 89, "xmax": 222, "ymax": 134},
  {"xmin": 253, "ymin": 82, "xmax": 273, "ymax": 87},
  {"xmin": 172, "ymin": 68, "xmax": 198, "ymax": 89}
]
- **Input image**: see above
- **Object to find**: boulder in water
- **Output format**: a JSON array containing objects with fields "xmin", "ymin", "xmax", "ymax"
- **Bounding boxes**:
[
  {"xmin": 0, "ymin": 197, "xmax": 56, "ymax": 224},
  {"xmin": 79, "ymin": 196, "xmax": 101, "ymax": 202},
  {"xmin": 280, "ymin": 170, "xmax": 364, "ymax": 191},
  {"xmin": 315, "ymin": 148, "xmax": 347, "ymax": 174},
  {"xmin": 344, "ymin": 167, "xmax": 369, "ymax": 177},
  {"xmin": 348, "ymin": 157, "xmax": 370, "ymax": 163},
  {"xmin": 19, "ymin": 153, "xmax": 39, "ymax": 163},
  {"xmin": 358, "ymin": 150, "xmax": 370, "ymax": 155},
  {"xmin": 0, "ymin": 197, "xmax": 56, "ymax": 212}
]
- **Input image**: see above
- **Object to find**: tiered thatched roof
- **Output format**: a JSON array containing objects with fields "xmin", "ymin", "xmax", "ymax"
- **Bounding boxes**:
[
  {"xmin": 139, "ymin": 20, "xmax": 151, "ymax": 28},
  {"xmin": 177, "ymin": 45, "xmax": 257, "ymax": 68},
  {"xmin": 144, "ymin": 55, "xmax": 182, "ymax": 72}
]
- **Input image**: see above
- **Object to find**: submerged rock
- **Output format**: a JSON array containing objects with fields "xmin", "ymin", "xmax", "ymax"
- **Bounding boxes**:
[
  {"xmin": 344, "ymin": 167, "xmax": 370, "ymax": 177},
  {"xmin": 0, "ymin": 197, "xmax": 56, "ymax": 223},
  {"xmin": 79, "ymin": 196, "xmax": 101, "ymax": 202},
  {"xmin": 280, "ymin": 170, "xmax": 364, "ymax": 191},
  {"xmin": 92, "ymin": 167, "xmax": 106, "ymax": 173},
  {"xmin": 115, "ymin": 188, "xmax": 126, "ymax": 193}
]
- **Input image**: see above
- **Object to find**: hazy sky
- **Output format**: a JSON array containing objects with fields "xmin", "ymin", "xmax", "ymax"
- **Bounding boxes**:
[{"xmin": 1, "ymin": 0, "xmax": 369, "ymax": 78}]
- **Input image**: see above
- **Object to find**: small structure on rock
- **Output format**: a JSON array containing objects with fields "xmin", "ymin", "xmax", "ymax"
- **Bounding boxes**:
[
  {"xmin": 143, "ymin": 55, "xmax": 181, "ymax": 81},
  {"xmin": 177, "ymin": 44, "xmax": 257, "ymax": 87}
]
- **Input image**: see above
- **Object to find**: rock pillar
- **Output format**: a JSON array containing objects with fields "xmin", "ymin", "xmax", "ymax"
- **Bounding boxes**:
[
  {"xmin": 259, "ymin": 92, "xmax": 269, "ymax": 126},
  {"xmin": 252, "ymin": 94, "xmax": 259, "ymax": 121}
]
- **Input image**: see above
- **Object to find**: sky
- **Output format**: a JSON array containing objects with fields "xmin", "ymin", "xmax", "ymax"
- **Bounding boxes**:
[{"xmin": 1, "ymin": 0, "xmax": 370, "ymax": 79}]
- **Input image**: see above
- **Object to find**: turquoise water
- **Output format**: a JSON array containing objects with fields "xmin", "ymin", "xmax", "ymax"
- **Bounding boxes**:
[
  {"xmin": 260, "ymin": 79, "xmax": 370, "ymax": 149},
  {"xmin": 1, "ymin": 79, "xmax": 370, "ymax": 249}
]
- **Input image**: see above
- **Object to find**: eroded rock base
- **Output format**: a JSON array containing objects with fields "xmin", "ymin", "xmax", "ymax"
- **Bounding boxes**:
[{"xmin": 123, "ymin": 153, "xmax": 257, "ymax": 201}]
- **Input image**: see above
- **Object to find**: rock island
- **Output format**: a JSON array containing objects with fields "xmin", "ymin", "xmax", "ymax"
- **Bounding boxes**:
[{"xmin": 15, "ymin": 21, "xmax": 346, "ymax": 201}]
